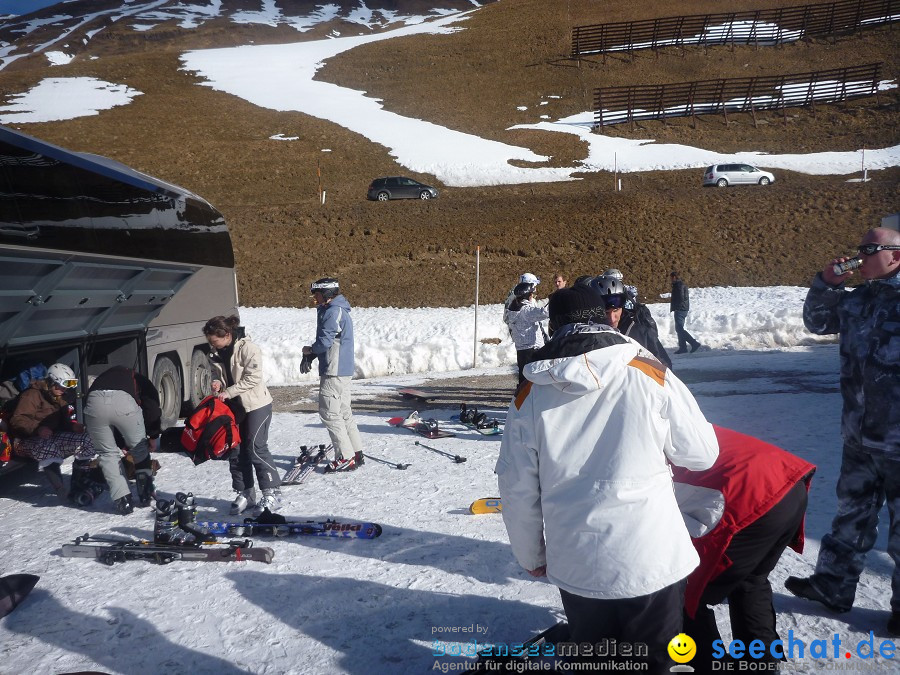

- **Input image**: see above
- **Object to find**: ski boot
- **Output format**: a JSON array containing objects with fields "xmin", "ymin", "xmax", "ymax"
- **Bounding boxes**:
[
  {"xmin": 115, "ymin": 494, "xmax": 134, "ymax": 515},
  {"xmin": 42, "ymin": 461, "xmax": 67, "ymax": 499},
  {"xmin": 154, "ymin": 497, "xmax": 195, "ymax": 546},
  {"xmin": 459, "ymin": 403, "xmax": 477, "ymax": 425},
  {"xmin": 175, "ymin": 492, "xmax": 210, "ymax": 542},
  {"xmin": 134, "ymin": 458, "xmax": 155, "ymax": 508},
  {"xmin": 230, "ymin": 487, "xmax": 257, "ymax": 515},
  {"xmin": 254, "ymin": 488, "xmax": 282, "ymax": 515},
  {"xmin": 68, "ymin": 459, "xmax": 107, "ymax": 507}
]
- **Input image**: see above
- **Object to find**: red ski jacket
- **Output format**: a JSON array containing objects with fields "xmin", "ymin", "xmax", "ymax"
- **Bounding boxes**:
[{"xmin": 672, "ymin": 425, "xmax": 816, "ymax": 616}]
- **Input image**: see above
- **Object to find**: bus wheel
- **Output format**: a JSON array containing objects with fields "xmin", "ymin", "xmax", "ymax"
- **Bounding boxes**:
[
  {"xmin": 190, "ymin": 349, "xmax": 212, "ymax": 408},
  {"xmin": 153, "ymin": 356, "xmax": 182, "ymax": 430}
]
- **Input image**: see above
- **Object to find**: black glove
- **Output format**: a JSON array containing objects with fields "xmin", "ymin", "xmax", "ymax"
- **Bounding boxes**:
[{"xmin": 300, "ymin": 354, "xmax": 314, "ymax": 374}]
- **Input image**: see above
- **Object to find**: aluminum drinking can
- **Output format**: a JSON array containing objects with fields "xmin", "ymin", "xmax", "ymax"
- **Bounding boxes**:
[{"xmin": 833, "ymin": 258, "xmax": 862, "ymax": 276}]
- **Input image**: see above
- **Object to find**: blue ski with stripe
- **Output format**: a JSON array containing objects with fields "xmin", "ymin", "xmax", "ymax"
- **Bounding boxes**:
[{"xmin": 197, "ymin": 517, "xmax": 382, "ymax": 539}]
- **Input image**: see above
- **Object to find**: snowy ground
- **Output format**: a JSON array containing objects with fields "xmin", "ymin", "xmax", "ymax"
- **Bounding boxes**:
[{"xmin": 2, "ymin": 286, "xmax": 898, "ymax": 674}]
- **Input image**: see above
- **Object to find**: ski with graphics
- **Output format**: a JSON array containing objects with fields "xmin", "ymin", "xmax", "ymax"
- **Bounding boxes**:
[{"xmin": 198, "ymin": 512, "xmax": 383, "ymax": 539}]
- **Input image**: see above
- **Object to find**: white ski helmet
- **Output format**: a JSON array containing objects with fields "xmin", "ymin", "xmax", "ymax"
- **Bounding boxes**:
[
  {"xmin": 47, "ymin": 363, "xmax": 77, "ymax": 389},
  {"xmin": 519, "ymin": 273, "xmax": 540, "ymax": 286},
  {"xmin": 310, "ymin": 277, "xmax": 340, "ymax": 300}
]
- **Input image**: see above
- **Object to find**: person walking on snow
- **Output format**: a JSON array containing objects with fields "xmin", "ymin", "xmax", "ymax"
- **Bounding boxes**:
[
  {"xmin": 496, "ymin": 284, "xmax": 718, "ymax": 673},
  {"xmin": 506, "ymin": 281, "xmax": 549, "ymax": 385},
  {"xmin": 83, "ymin": 366, "xmax": 162, "ymax": 515},
  {"xmin": 785, "ymin": 226, "xmax": 900, "ymax": 636},
  {"xmin": 204, "ymin": 315, "xmax": 282, "ymax": 515},
  {"xmin": 302, "ymin": 278, "xmax": 364, "ymax": 472},
  {"xmin": 670, "ymin": 271, "xmax": 701, "ymax": 354}
]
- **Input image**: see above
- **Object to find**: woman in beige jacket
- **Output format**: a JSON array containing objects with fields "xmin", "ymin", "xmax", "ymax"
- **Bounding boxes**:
[{"xmin": 204, "ymin": 315, "xmax": 281, "ymax": 515}]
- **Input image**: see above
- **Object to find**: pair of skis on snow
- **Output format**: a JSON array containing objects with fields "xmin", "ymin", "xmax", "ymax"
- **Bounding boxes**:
[
  {"xmin": 61, "ymin": 494, "xmax": 384, "ymax": 566},
  {"xmin": 61, "ymin": 533, "xmax": 275, "ymax": 565},
  {"xmin": 281, "ymin": 443, "xmax": 334, "ymax": 485}
]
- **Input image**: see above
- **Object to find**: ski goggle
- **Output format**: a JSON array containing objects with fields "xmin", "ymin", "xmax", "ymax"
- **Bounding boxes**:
[
  {"xmin": 857, "ymin": 243, "xmax": 900, "ymax": 256},
  {"xmin": 310, "ymin": 281, "xmax": 339, "ymax": 293},
  {"xmin": 604, "ymin": 294, "xmax": 626, "ymax": 309},
  {"xmin": 53, "ymin": 378, "xmax": 78, "ymax": 389}
]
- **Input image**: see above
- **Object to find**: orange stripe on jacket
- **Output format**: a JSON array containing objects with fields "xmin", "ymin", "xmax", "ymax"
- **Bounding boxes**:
[
  {"xmin": 514, "ymin": 381, "xmax": 532, "ymax": 409},
  {"xmin": 627, "ymin": 356, "xmax": 666, "ymax": 387}
]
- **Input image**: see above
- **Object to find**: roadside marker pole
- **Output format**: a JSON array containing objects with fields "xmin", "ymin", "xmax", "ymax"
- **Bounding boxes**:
[{"xmin": 473, "ymin": 246, "xmax": 480, "ymax": 368}]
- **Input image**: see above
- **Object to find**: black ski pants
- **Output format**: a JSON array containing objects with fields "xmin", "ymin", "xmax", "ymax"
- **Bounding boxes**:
[
  {"xmin": 559, "ymin": 578, "xmax": 685, "ymax": 675},
  {"xmin": 516, "ymin": 348, "xmax": 537, "ymax": 385},
  {"xmin": 229, "ymin": 403, "xmax": 280, "ymax": 492},
  {"xmin": 683, "ymin": 480, "xmax": 808, "ymax": 674}
]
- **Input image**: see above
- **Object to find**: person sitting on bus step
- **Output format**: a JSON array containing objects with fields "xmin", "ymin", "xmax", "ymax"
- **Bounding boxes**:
[
  {"xmin": 83, "ymin": 366, "xmax": 162, "ymax": 515},
  {"xmin": 204, "ymin": 315, "xmax": 282, "ymax": 515},
  {"xmin": 8, "ymin": 363, "xmax": 95, "ymax": 498}
]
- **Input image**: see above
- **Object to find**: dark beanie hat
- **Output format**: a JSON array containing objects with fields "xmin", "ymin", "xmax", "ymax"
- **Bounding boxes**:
[{"xmin": 548, "ymin": 285, "xmax": 606, "ymax": 331}]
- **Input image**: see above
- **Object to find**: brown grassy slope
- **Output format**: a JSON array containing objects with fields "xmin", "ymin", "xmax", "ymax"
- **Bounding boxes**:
[
  {"xmin": 320, "ymin": 0, "xmax": 899, "ymax": 151},
  {"xmin": 1, "ymin": 0, "xmax": 897, "ymax": 307}
]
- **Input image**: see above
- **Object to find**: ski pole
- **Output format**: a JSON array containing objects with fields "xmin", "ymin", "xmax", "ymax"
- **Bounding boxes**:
[
  {"xmin": 414, "ymin": 441, "xmax": 466, "ymax": 464},
  {"xmin": 362, "ymin": 453, "xmax": 410, "ymax": 470}
]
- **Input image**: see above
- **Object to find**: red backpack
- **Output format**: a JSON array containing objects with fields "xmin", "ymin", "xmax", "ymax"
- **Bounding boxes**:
[{"xmin": 180, "ymin": 396, "xmax": 241, "ymax": 465}]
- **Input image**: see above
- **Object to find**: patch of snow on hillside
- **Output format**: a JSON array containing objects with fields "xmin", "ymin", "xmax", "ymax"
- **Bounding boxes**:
[
  {"xmin": 0, "ymin": 77, "xmax": 142, "ymax": 123},
  {"xmin": 44, "ymin": 49, "xmax": 72, "ymax": 64}
]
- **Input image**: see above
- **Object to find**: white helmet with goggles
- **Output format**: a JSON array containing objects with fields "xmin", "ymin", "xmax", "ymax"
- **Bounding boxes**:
[{"xmin": 47, "ymin": 363, "xmax": 78, "ymax": 389}]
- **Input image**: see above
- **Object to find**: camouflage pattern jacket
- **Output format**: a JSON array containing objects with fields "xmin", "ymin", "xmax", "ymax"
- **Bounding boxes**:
[{"xmin": 803, "ymin": 272, "xmax": 900, "ymax": 455}]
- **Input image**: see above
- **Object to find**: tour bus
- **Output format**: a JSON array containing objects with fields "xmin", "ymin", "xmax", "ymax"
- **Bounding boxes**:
[{"xmin": 0, "ymin": 125, "xmax": 238, "ymax": 472}]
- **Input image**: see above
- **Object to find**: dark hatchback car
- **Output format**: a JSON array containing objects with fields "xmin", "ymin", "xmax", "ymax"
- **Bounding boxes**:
[{"xmin": 367, "ymin": 177, "xmax": 439, "ymax": 201}]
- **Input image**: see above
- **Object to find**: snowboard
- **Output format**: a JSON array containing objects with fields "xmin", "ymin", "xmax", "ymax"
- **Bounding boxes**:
[
  {"xmin": 282, "ymin": 444, "xmax": 333, "ymax": 485},
  {"xmin": 450, "ymin": 415, "xmax": 503, "ymax": 436},
  {"xmin": 198, "ymin": 517, "xmax": 383, "ymax": 539},
  {"xmin": 469, "ymin": 497, "xmax": 502, "ymax": 514},
  {"xmin": 61, "ymin": 535, "xmax": 274, "ymax": 565},
  {"xmin": 397, "ymin": 387, "xmax": 437, "ymax": 402},
  {"xmin": 452, "ymin": 403, "xmax": 503, "ymax": 435},
  {"xmin": 387, "ymin": 412, "xmax": 455, "ymax": 439}
]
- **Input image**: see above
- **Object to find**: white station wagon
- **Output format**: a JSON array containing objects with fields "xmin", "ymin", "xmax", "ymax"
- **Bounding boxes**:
[{"xmin": 703, "ymin": 164, "xmax": 775, "ymax": 187}]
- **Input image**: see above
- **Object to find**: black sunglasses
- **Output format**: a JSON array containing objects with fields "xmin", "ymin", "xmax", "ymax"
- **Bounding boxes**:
[
  {"xmin": 604, "ymin": 294, "xmax": 626, "ymax": 309},
  {"xmin": 858, "ymin": 243, "xmax": 900, "ymax": 256}
]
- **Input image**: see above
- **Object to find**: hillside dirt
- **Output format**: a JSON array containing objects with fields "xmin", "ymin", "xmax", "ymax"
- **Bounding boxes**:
[{"xmin": 1, "ymin": 0, "xmax": 897, "ymax": 308}]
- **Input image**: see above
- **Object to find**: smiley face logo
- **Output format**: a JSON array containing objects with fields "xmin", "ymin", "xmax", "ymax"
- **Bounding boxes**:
[{"xmin": 667, "ymin": 633, "xmax": 696, "ymax": 664}]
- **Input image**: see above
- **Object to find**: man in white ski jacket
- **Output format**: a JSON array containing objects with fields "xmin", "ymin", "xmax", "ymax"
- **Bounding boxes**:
[{"xmin": 496, "ymin": 284, "xmax": 718, "ymax": 673}]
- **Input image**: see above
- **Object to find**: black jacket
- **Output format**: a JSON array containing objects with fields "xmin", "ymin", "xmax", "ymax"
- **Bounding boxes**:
[
  {"xmin": 619, "ymin": 304, "xmax": 673, "ymax": 369},
  {"xmin": 87, "ymin": 366, "xmax": 162, "ymax": 438},
  {"xmin": 670, "ymin": 280, "xmax": 690, "ymax": 312}
]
